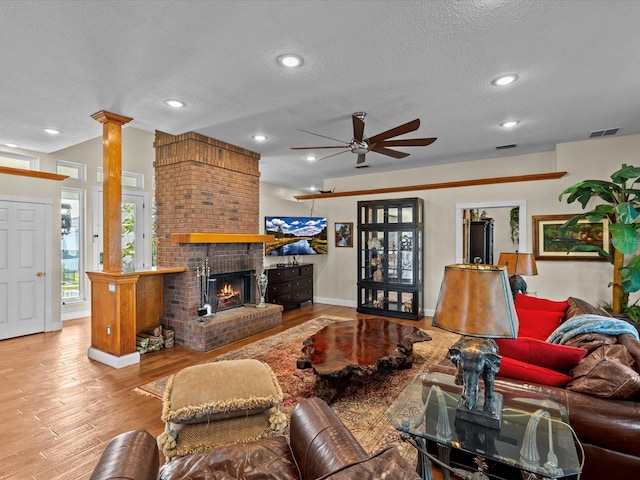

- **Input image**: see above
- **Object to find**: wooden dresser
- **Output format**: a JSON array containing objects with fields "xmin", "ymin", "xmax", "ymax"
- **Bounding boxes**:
[{"xmin": 265, "ymin": 264, "xmax": 313, "ymax": 310}]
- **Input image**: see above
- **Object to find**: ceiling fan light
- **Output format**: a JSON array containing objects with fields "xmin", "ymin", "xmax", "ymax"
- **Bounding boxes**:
[
  {"xmin": 306, "ymin": 155, "xmax": 317, "ymax": 161},
  {"xmin": 492, "ymin": 74, "xmax": 518, "ymax": 86},
  {"xmin": 277, "ymin": 54, "xmax": 303, "ymax": 68}
]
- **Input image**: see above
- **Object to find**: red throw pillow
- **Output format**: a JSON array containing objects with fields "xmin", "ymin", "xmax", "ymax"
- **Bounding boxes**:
[
  {"xmin": 497, "ymin": 356, "xmax": 572, "ymax": 387},
  {"xmin": 515, "ymin": 294, "xmax": 568, "ymax": 313},
  {"xmin": 495, "ymin": 337, "xmax": 588, "ymax": 372},
  {"xmin": 516, "ymin": 308, "xmax": 564, "ymax": 341}
]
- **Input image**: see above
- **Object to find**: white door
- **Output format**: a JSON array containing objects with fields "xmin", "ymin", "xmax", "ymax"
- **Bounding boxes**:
[
  {"xmin": 0, "ymin": 200, "xmax": 46, "ymax": 340},
  {"xmin": 92, "ymin": 187, "xmax": 147, "ymax": 270}
]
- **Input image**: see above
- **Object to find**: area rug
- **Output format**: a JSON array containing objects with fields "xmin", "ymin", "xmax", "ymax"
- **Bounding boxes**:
[{"xmin": 136, "ymin": 315, "xmax": 460, "ymax": 460}]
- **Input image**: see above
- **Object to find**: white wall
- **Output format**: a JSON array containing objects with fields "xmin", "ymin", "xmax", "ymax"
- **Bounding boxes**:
[
  {"xmin": 26, "ymin": 127, "xmax": 156, "ymax": 320},
  {"xmin": 55, "ymin": 127, "xmax": 155, "ymax": 318},
  {"xmin": 277, "ymin": 134, "xmax": 640, "ymax": 313},
  {"xmin": 9, "ymin": 128, "xmax": 637, "ymax": 322}
]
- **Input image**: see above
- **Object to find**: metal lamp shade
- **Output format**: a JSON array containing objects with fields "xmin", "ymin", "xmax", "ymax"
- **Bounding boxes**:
[{"xmin": 432, "ymin": 264, "xmax": 518, "ymax": 339}]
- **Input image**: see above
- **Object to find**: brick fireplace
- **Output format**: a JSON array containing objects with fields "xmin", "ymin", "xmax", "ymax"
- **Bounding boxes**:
[{"xmin": 154, "ymin": 131, "xmax": 282, "ymax": 351}]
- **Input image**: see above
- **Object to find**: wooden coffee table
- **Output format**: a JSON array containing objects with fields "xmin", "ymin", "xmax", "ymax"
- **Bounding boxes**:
[{"xmin": 296, "ymin": 318, "xmax": 431, "ymax": 402}]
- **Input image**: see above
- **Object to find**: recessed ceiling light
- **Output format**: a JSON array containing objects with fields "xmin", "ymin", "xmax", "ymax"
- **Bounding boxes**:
[
  {"xmin": 306, "ymin": 155, "xmax": 317, "ymax": 161},
  {"xmin": 277, "ymin": 54, "xmax": 303, "ymax": 68},
  {"xmin": 492, "ymin": 74, "xmax": 519, "ymax": 86},
  {"xmin": 164, "ymin": 99, "xmax": 185, "ymax": 108},
  {"xmin": 4, "ymin": 143, "xmax": 18, "ymax": 148},
  {"xmin": 500, "ymin": 120, "xmax": 520, "ymax": 128},
  {"xmin": 42, "ymin": 128, "xmax": 61, "ymax": 135},
  {"xmin": 309, "ymin": 186, "xmax": 316, "ymax": 191},
  {"xmin": 252, "ymin": 134, "xmax": 268, "ymax": 141}
]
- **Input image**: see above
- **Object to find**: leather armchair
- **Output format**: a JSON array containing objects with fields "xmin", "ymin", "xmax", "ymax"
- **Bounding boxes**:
[{"xmin": 90, "ymin": 397, "xmax": 420, "ymax": 480}]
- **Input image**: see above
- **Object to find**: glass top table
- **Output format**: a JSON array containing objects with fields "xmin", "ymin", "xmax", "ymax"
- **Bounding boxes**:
[{"xmin": 385, "ymin": 370, "xmax": 581, "ymax": 480}]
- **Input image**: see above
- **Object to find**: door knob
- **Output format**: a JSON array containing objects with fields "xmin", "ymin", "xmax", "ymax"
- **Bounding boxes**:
[{"xmin": 37, "ymin": 272, "xmax": 45, "ymax": 277}]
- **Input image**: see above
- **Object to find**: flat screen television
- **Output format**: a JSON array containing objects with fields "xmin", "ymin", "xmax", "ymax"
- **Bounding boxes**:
[{"xmin": 265, "ymin": 216, "xmax": 328, "ymax": 256}]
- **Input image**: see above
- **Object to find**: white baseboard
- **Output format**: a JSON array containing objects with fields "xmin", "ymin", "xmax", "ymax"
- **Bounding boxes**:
[
  {"xmin": 315, "ymin": 297, "xmax": 435, "ymax": 317},
  {"xmin": 62, "ymin": 309, "xmax": 91, "ymax": 321},
  {"xmin": 87, "ymin": 347, "xmax": 140, "ymax": 368},
  {"xmin": 314, "ymin": 296, "xmax": 357, "ymax": 308}
]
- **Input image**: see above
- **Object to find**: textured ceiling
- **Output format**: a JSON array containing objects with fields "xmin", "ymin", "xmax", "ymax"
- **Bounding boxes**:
[{"xmin": 1, "ymin": 0, "xmax": 640, "ymax": 191}]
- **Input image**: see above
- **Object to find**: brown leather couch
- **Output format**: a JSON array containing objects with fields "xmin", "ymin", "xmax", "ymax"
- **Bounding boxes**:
[
  {"xmin": 89, "ymin": 396, "xmax": 420, "ymax": 480},
  {"xmin": 430, "ymin": 296, "xmax": 640, "ymax": 480}
]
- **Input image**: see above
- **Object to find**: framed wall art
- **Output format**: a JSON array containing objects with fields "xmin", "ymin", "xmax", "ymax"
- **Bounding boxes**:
[
  {"xmin": 532, "ymin": 214, "xmax": 610, "ymax": 261},
  {"xmin": 335, "ymin": 222, "xmax": 353, "ymax": 247}
]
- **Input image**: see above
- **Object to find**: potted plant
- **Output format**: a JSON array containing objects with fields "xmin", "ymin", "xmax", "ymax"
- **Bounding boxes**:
[{"xmin": 558, "ymin": 164, "xmax": 640, "ymax": 315}]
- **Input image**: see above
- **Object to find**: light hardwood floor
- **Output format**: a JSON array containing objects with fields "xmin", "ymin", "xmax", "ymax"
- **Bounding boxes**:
[{"xmin": 1, "ymin": 304, "xmax": 446, "ymax": 480}]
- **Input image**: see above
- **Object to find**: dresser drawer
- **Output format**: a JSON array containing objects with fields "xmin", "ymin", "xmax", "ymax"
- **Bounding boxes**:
[
  {"xmin": 265, "ymin": 264, "xmax": 313, "ymax": 310},
  {"xmin": 268, "ymin": 282, "xmax": 292, "ymax": 296}
]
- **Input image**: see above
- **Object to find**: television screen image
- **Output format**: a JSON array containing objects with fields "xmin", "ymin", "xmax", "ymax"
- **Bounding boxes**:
[{"xmin": 265, "ymin": 216, "xmax": 328, "ymax": 256}]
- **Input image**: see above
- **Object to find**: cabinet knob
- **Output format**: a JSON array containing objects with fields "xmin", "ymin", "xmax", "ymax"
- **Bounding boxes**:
[{"xmin": 37, "ymin": 272, "xmax": 45, "ymax": 277}]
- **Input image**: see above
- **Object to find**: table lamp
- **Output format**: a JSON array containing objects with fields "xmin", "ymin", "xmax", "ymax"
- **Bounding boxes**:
[
  {"xmin": 498, "ymin": 251, "xmax": 538, "ymax": 298},
  {"xmin": 432, "ymin": 263, "xmax": 518, "ymax": 429}
]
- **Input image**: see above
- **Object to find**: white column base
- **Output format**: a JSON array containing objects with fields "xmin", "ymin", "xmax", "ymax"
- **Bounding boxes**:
[{"xmin": 87, "ymin": 347, "xmax": 140, "ymax": 369}]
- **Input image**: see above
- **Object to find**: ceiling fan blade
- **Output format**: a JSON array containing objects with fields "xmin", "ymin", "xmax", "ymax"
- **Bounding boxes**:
[
  {"xmin": 291, "ymin": 146, "xmax": 347, "ymax": 150},
  {"xmin": 378, "ymin": 137, "xmax": 437, "ymax": 147},
  {"xmin": 352, "ymin": 114, "xmax": 365, "ymax": 142},
  {"xmin": 371, "ymin": 146, "xmax": 410, "ymax": 159},
  {"xmin": 315, "ymin": 149, "xmax": 350, "ymax": 161},
  {"xmin": 356, "ymin": 154, "xmax": 366, "ymax": 164},
  {"xmin": 297, "ymin": 129, "xmax": 349, "ymax": 145},
  {"xmin": 367, "ymin": 118, "xmax": 421, "ymax": 144}
]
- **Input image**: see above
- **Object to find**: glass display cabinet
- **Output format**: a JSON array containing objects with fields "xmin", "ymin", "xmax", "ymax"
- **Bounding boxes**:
[{"xmin": 357, "ymin": 197, "xmax": 424, "ymax": 320}]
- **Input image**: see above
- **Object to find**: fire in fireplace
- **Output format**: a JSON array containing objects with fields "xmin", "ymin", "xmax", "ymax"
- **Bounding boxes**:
[{"xmin": 208, "ymin": 270, "xmax": 254, "ymax": 312}]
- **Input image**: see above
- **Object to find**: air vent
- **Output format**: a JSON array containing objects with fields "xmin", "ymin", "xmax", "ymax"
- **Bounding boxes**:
[
  {"xmin": 496, "ymin": 144, "xmax": 517, "ymax": 150},
  {"xmin": 355, "ymin": 164, "xmax": 370, "ymax": 169},
  {"xmin": 590, "ymin": 128, "xmax": 619, "ymax": 138}
]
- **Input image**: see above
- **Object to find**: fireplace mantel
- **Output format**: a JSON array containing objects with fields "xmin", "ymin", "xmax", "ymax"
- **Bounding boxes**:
[{"xmin": 171, "ymin": 233, "xmax": 274, "ymax": 244}]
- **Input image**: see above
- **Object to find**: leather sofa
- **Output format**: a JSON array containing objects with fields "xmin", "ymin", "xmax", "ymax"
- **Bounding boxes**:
[
  {"xmin": 431, "ymin": 296, "xmax": 640, "ymax": 480},
  {"xmin": 89, "ymin": 396, "xmax": 420, "ymax": 480}
]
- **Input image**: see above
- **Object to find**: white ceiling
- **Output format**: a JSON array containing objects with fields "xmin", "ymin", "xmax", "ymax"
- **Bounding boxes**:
[{"xmin": 2, "ymin": 1, "xmax": 640, "ymax": 191}]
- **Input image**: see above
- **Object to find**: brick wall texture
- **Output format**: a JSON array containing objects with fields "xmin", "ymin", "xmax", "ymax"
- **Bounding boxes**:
[{"xmin": 154, "ymin": 131, "xmax": 274, "ymax": 348}]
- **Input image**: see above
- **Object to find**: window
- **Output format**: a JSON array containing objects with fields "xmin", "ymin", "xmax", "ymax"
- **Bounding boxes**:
[
  {"xmin": 97, "ymin": 167, "xmax": 143, "ymax": 188},
  {"xmin": 56, "ymin": 160, "xmax": 86, "ymax": 181},
  {"xmin": 0, "ymin": 151, "xmax": 39, "ymax": 170},
  {"xmin": 61, "ymin": 188, "xmax": 84, "ymax": 303}
]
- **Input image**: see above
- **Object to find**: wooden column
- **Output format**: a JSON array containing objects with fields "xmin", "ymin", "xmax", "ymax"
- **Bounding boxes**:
[{"xmin": 91, "ymin": 110, "xmax": 132, "ymax": 273}]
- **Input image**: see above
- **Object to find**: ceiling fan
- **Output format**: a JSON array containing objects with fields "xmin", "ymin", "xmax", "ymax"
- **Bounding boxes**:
[{"xmin": 291, "ymin": 112, "xmax": 437, "ymax": 165}]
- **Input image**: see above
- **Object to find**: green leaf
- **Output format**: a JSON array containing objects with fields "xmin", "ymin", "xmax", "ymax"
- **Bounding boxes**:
[
  {"xmin": 559, "ymin": 180, "xmax": 619, "ymax": 206},
  {"xmin": 566, "ymin": 244, "xmax": 613, "ymax": 263},
  {"xmin": 590, "ymin": 204, "xmax": 614, "ymax": 215},
  {"xmin": 585, "ymin": 212, "xmax": 609, "ymax": 223},
  {"xmin": 625, "ymin": 256, "xmax": 640, "ymax": 269},
  {"xmin": 557, "ymin": 214, "xmax": 584, "ymax": 236},
  {"xmin": 620, "ymin": 266, "xmax": 640, "ymax": 293},
  {"xmin": 609, "ymin": 223, "xmax": 639, "ymax": 254},
  {"xmin": 615, "ymin": 202, "xmax": 640, "ymax": 223},
  {"xmin": 611, "ymin": 164, "xmax": 640, "ymax": 184}
]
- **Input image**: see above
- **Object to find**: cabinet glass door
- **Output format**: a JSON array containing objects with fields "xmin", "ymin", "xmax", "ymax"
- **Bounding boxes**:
[
  {"xmin": 360, "ymin": 230, "xmax": 385, "ymax": 282},
  {"xmin": 357, "ymin": 197, "xmax": 423, "ymax": 320}
]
